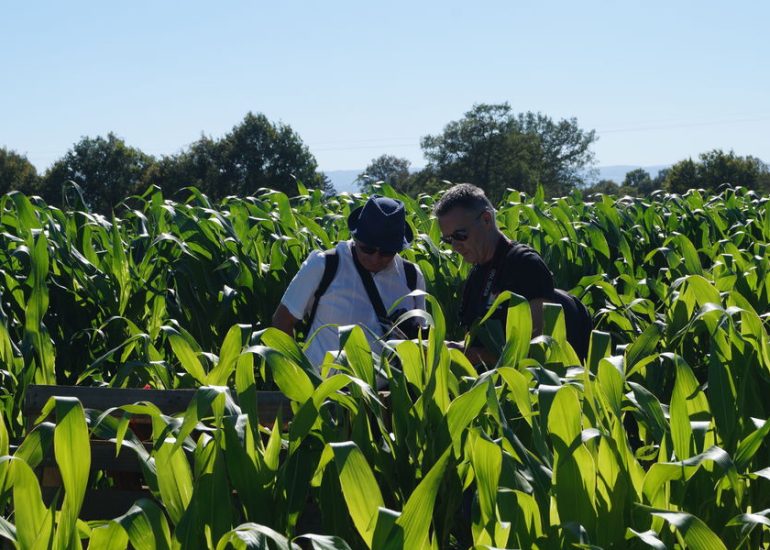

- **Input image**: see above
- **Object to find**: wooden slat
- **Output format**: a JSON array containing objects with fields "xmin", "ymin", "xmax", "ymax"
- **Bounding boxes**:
[
  {"xmin": 25, "ymin": 385, "xmax": 293, "ymax": 424},
  {"xmin": 26, "ymin": 386, "xmax": 196, "ymax": 416},
  {"xmin": 42, "ymin": 488, "xmax": 154, "ymax": 520},
  {"xmin": 39, "ymin": 440, "xmax": 150, "ymax": 473}
]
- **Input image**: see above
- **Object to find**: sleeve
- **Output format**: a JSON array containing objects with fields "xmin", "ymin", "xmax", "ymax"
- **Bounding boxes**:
[
  {"xmin": 503, "ymin": 247, "xmax": 555, "ymax": 300},
  {"xmin": 280, "ymin": 250, "xmax": 327, "ymax": 320}
]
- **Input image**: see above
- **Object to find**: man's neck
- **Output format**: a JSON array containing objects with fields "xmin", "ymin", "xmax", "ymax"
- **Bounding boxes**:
[{"xmin": 479, "ymin": 231, "xmax": 504, "ymax": 265}]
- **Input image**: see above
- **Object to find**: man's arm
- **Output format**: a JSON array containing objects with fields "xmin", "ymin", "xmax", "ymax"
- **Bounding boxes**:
[
  {"xmin": 450, "ymin": 297, "xmax": 546, "ymax": 369},
  {"xmin": 272, "ymin": 304, "xmax": 300, "ymax": 336}
]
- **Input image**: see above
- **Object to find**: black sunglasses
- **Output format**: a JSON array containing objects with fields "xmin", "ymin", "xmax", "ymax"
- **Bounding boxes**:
[
  {"xmin": 356, "ymin": 242, "xmax": 396, "ymax": 258},
  {"xmin": 440, "ymin": 229, "xmax": 470, "ymax": 245},
  {"xmin": 440, "ymin": 210, "xmax": 486, "ymax": 245}
]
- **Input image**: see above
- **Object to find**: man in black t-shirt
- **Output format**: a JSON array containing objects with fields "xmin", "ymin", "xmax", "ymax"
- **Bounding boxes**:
[{"xmin": 434, "ymin": 183, "xmax": 592, "ymax": 366}]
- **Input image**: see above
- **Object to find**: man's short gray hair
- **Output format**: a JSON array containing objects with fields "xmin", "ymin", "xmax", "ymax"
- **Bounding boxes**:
[{"xmin": 433, "ymin": 183, "xmax": 494, "ymax": 217}]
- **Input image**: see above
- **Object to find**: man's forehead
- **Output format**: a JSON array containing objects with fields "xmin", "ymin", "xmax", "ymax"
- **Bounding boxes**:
[{"xmin": 439, "ymin": 206, "xmax": 478, "ymax": 223}]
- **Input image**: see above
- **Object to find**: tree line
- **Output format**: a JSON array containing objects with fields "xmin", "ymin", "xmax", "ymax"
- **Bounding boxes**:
[
  {"xmin": 2, "ymin": 104, "xmax": 769, "ymax": 214},
  {"xmin": 358, "ymin": 104, "xmax": 770, "ymax": 199},
  {"xmin": 581, "ymin": 150, "xmax": 770, "ymax": 197},
  {"xmin": 0, "ymin": 113, "xmax": 331, "ymax": 213}
]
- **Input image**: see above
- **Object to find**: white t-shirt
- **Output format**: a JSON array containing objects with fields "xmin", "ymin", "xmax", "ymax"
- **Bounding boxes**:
[{"xmin": 280, "ymin": 240, "xmax": 426, "ymax": 367}]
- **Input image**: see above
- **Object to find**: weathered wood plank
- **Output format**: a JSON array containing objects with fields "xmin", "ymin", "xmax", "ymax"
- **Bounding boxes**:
[
  {"xmin": 42, "ymin": 488, "xmax": 155, "ymax": 520},
  {"xmin": 25, "ymin": 385, "xmax": 293, "ymax": 424}
]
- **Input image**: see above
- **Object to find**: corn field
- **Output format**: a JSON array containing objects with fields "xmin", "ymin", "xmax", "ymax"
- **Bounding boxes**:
[{"xmin": 1, "ymin": 183, "xmax": 769, "ymax": 548}]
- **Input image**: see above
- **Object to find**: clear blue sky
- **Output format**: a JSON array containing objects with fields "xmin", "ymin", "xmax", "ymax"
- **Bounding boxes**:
[{"xmin": 2, "ymin": 1, "xmax": 768, "ymax": 174}]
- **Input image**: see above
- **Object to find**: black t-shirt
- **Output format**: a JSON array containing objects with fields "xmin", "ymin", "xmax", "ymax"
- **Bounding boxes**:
[
  {"xmin": 460, "ymin": 238, "xmax": 553, "ymax": 327},
  {"xmin": 460, "ymin": 237, "xmax": 591, "ymax": 360}
]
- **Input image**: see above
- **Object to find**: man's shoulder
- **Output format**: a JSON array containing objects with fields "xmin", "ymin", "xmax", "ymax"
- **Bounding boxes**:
[
  {"xmin": 504, "ymin": 241, "xmax": 545, "ymax": 265},
  {"xmin": 507, "ymin": 240, "xmax": 541, "ymax": 257}
]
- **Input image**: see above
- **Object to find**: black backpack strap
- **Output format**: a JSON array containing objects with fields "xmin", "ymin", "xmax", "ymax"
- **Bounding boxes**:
[
  {"xmin": 403, "ymin": 260, "xmax": 417, "ymax": 291},
  {"xmin": 306, "ymin": 250, "xmax": 339, "ymax": 329},
  {"xmin": 351, "ymin": 247, "xmax": 390, "ymax": 321}
]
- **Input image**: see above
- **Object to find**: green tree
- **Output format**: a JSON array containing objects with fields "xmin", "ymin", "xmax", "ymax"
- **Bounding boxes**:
[
  {"xmin": 696, "ymin": 149, "xmax": 768, "ymax": 191},
  {"xmin": 515, "ymin": 111, "xmax": 598, "ymax": 195},
  {"xmin": 663, "ymin": 158, "xmax": 699, "ymax": 194},
  {"xmin": 356, "ymin": 155, "xmax": 412, "ymax": 193},
  {"xmin": 41, "ymin": 133, "xmax": 156, "ymax": 213},
  {"xmin": 151, "ymin": 112, "xmax": 330, "ymax": 200},
  {"xmin": 622, "ymin": 168, "xmax": 659, "ymax": 196},
  {"xmin": 651, "ymin": 168, "xmax": 670, "ymax": 192},
  {"xmin": 419, "ymin": 103, "xmax": 597, "ymax": 201},
  {"xmin": 664, "ymin": 150, "xmax": 769, "ymax": 194},
  {"xmin": 0, "ymin": 148, "xmax": 40, "ymax": 195},
  {"xmin": 583, "ymin": 179, "xmax": 620, "ymax": 196}
]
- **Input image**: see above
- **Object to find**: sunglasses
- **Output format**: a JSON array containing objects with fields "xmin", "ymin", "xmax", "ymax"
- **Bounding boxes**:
[
  {"xmin": 440, "ymin": 229, "xmax": 470, "ymax": 245},
  {"xmin": 356, "ymin": 242, "xmax": 396, "ymax": 258},
  {"xmin": 439, "ymin": 210, "xmax": 487, "ymax": 245}
]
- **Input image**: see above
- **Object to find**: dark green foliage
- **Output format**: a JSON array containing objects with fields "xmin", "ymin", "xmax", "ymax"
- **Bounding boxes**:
[
  {"xmin": 0, "ymin": 147, "xmax": 40, "ymax": 195},
  {"xmin": 356, "ymin": 155, "xmax": 412, "ymax": 193},
  {"xmin": 419, "ymin": 103, "xmax": 597, "ymax": 201},
  {"xmin": 149, "ymin": 112, "xmax": 330, "ymax": 200},
  {"xmin": 665, "ymin": 149, "xmax": 770, "ymax": 194},
  {"xmin": 41, "ymin": 133, "xmax": 156, "ymax": 213}
]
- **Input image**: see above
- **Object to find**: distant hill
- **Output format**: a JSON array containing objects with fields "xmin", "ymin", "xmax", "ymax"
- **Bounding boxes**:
[
  {"xmin": 324, "ymin": 165, "xmax": 673, "ymax": 193},
  {"xmin": 324, "ymin": 170, "xmax": 361, "ymax": 194},
  {"xmin": 592, "ymin": 165, "xmax": 670, "ymax": 183}
]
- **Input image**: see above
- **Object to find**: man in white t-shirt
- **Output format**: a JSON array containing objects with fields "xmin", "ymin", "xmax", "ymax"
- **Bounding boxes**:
[{"xmin": 272, "ymin": 195, "xmax": 426, "ymax": 368}]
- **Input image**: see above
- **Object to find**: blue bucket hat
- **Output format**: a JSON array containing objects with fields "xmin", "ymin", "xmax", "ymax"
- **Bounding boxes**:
[{"xmin": 347, "ymin": 195, "xmax": 414, "ymax": 254}]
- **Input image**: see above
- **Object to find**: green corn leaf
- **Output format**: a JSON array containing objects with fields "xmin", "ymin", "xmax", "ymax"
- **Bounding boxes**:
[
  {"xmin": 497, "ymin": 489, "xmax": 543, "ymax": 549},
  {"xmin": 3, "ymin": 456, "xmax": 54, "ymax": 550},
  {"xmin": 163, "ymin": 327, "xmax": 208, "ymax": 384},
  {"xmin": 498, "ymin": 367, "xmax": 535, "ymax": 427},
  {"xmin": 25, "ymin": 233, "xmax": 55, "ymax": 385},
  {"xmin": 587, "ymin": 330, "xmax": 612, "ymax": 374},
  {"xmin": 89, "ymin": 522, "xmax": 129, "ymax": 550},
  {"xmin": 339, "ymin": 324, "xmax": 375, "ymax": 389},
  {"xmin": 115, "ymin": 498, "xmax": 173, "ymax": 550},
  {"xmin": 245, "ymin": 345, "xmax": 315, "ymax": 403},
  {"xmin": 207, "ymin": 324, "xmax": 245, "ymax": 386},
  {"xmin": 650, "ymin": 510, "xmax": 727, "ymax": 550},
  {"xmin": 667, "ymin": 353, "xmax": 709, "ymax": 460},
  {"xmin": 173, "ymin": 386, "xmax": 236, "ymax": 452},
  {"xmin": 387, "ymin": 449, "xmax": 451, "ymax": 550},
  {"xmin": 624, "ymin": 528, "xmax": 666, "ymax": 550},
  {"xmin": 259, "ymin": 327, "xmax": 320, "ymax": 383},
  {"xmin": 597, "ymin": 356, "xmax": 625, "ymax": 419},
  {"xmin": 214, "ymin": 522, "xmax": 298, "ymax": 550},
  {"xmin": 734, "ymin": 417, "xmax": 770, "ymax": 471},
  {"xmin": 294, "ymin": 534, "xmax": 353, "ymax": 550},
  {"xmin": 155, "ymin": 439, "xmax": 194, "ymax": 525},
  {"xmin": 331, "ymin": 441, "xmax": 385, "ymax": 548},
  {"xmin": 468, "ymin": 429, "xmax": 502, "ymax": 539},
  {"xmin": 110, "ymin": 216, "xmax": 131, "ymax": 315},
  {"xmin": 624, "ymin": 322, "xmax": 663, "ymax": 376},
  {"xmin": 289, "ymin": 373, "xmax": 351, "ymax": 444},
  {"xmin": 264, "ymin": 410, "xmax": 283, "ymax": 473},
  {"xmin": 52, "ymin": 397, "xmax": 90, "ymax": 549},
  {"xmin": 446, "ymin": 380, "xmax": 488, "ymax": 455},
  {"xmin": 0, "ymin": 516, "xmax": 17, "ymax": 547},
  {"xmin": 548, "ymin": 386, "xmax": 597, "ymax": 534}
]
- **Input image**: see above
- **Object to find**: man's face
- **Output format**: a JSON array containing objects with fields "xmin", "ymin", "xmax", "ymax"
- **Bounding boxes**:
[
  {"xmin": 354, "ymin": 241, "xmax": 396, "ymax": 273},
  {"xmin": 438, "ymin": 206, "xmax": 489, "ymax": 264}
]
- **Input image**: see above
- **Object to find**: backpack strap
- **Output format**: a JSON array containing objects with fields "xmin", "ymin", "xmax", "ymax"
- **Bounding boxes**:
[
  {"xmin": 305, "ymin": 250, "xmax": 339, "ymax": 329},
  {"xmin": 403, "ymin": 260, "xmax": 417, "ymax": 291}
]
